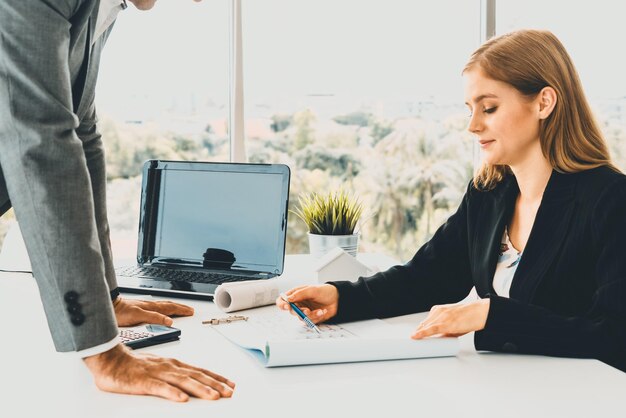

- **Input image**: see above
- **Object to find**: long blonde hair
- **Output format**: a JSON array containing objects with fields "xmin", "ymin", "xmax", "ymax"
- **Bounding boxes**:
[{"xmin": 464, "ymin": 29, "xmax": 617, "ymax": 190}]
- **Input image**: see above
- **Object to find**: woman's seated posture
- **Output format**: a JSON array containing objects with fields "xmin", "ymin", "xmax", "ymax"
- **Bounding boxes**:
[{"xmin": 278, "ymin": 29, "xmax": 626, "ymax": 372}]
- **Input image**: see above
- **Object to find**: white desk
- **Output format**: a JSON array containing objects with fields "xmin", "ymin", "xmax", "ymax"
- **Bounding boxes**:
[{"xmin": 1, "ymin": 254, "xmax": 625, "ymax": 418}]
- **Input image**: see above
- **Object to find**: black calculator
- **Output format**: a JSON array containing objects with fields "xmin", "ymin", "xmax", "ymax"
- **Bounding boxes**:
[{"xmin": 119, "ymin": 324, "xmax": 181, "ymax": 349}]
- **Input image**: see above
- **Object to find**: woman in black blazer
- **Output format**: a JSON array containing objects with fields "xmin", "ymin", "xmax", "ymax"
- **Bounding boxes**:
[{"xmin": 277, "ymin": 29, "xmax": 626, "ymax": 372}]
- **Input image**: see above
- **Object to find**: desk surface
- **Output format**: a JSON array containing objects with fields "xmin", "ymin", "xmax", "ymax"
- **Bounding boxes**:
[{"xmin": 1, "ymin": 254, "xmax": 625, "ymax": 418}]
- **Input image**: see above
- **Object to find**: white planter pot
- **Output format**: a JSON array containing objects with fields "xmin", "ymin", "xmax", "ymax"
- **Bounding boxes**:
[{"xmin": 308, "ymin": 233, "xmax": 359, "ymax": 259}]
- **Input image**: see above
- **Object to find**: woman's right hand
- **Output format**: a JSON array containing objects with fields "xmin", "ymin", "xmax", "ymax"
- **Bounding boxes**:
[{"xmin": 276, "ymin": 284, "xmax": 339, "ymax": 324}]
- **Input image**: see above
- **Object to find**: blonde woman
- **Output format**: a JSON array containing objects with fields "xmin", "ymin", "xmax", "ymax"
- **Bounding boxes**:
[{"xmin": 277, "ymin": 29, "xmax": 626, "ymax": 372}]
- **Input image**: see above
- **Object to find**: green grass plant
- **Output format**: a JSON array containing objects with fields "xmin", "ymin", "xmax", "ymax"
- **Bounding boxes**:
[{"xmin": 292, "ymin": 190, "xmax": 363, "ymax": 235}]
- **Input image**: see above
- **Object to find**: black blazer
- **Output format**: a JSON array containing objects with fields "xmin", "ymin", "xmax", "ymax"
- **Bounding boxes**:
[{"xmin": 332, "ymin": 166, "xmax": 626, "ymax": 371}]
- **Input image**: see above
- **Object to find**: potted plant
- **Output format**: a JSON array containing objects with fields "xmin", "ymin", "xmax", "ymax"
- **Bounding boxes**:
[{"xmin": 292, "ymin": 190, "xmax": 364, "ymax": 258}]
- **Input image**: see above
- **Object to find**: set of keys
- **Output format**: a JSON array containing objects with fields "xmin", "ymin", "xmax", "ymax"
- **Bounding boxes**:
[{"xmin": 202, "ymin": 315, "xmax": 249, "ymax": 325}]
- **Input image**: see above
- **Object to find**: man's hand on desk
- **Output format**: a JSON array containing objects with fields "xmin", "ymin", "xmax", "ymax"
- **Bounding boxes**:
[
  {"xmin": 83, "ymin": 344, "xmax": 235, "ymax": 402},
  {"xmin": 276, "ymin": 284, "xmax": 339, "ymax": 324},
  {"xmin": 113, "ymin": 297, "xmax": 194, "ymax": 327}
]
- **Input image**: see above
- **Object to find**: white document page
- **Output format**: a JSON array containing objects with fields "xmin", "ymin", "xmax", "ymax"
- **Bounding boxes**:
[{"xmin": 209, "ymin": 305, "xmax": 459, "ymax": 367}]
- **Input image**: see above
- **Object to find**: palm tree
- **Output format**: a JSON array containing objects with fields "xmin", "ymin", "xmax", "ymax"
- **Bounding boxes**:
[{"xmin": 358, "ymin": 116, "xmax": 472, "ymax": 260}]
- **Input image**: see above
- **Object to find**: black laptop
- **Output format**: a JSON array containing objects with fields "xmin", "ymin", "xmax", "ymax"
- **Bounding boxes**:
[{"xmin": 116, "ymin": 160, "xmax": 290, "ymax": 300}]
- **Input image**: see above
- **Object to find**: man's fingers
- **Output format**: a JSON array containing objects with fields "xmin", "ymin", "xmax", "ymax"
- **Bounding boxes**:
[
  {"xmin": 147, "ymin": 364, "xmax": 234, "ymax": 401},
  {"xmin": 145, "ymin": 378, "xmax": 189, "ymax": 402},
  {"xmin": 137, "ymin": 308, "xmax": 174, "ymax": 326},
  {"xmin": 138, "ymin": 300, "xmax": 194, "ymax": 317},
  {"xmin": 169, "ymin": 359, "xmax": 236, "ymax": 390},
  {"xmin": 133, "ymin": 364, "xmax": 228, "ymax": 401},
  {"xmin": 115, "ymin": 298, "xmax": 194, "ymax": 327},
  {"xmin": 161, "ymin": 372, "xmax": 221, "ymax": 401},
  {"xmin": 157, "ymin": 301, "xmax": 194, "ymax": 316},
  {"xmin": 93, "ymin": 361, "xmax": 190, "ymax": 402},
  {"xmin": 200, "ymin": 373, "xmax": 236, "ymax": 393},
  {"xmin": 188, "ymin": 371, "xmax": 234, "ymax": 397},
  {"xmin": 203, "ymin": 370, "xmax": 235, "ymax": 389}
]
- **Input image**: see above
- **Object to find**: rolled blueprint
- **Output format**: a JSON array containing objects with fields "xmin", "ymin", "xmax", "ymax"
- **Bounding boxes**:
[{"xmin": 214, "ymin": 279, "xmax": 285, "ymax": 312}]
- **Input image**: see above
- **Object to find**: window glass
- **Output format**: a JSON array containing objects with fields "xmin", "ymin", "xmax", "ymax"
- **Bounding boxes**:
[
  {"xmin": 497, "ymin": 0, "xmax": 626, "ymax": 170},
  {"xmin": 97, "ymin": 1, "xmax": 229, "ymax": 261},
  {"xmin": 243, "ymin": 0, "xmax": 480, "ymax": 261}
]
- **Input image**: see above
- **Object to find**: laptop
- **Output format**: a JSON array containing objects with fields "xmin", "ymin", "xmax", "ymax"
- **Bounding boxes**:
[{"xmin": 116, "ymin": 160, "xmax": 290, "ymax": 300}]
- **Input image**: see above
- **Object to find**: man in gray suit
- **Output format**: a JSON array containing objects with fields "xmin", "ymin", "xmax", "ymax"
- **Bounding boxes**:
[{"xmin": 0, "ymin": 0, "xmax": 235, "ymax": 401}]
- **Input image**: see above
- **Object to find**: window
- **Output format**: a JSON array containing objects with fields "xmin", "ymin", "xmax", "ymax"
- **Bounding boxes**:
[
  {"xmin": 96, "ymin": 1, "xmax": 229, "ymax": 261},
  {"xmin": 242, "ymin": 0, "xmax": 480, "ymax": 261},
  {"xmin": 497, "ymin": 0, "xmax": 626, "ymax": 171}
]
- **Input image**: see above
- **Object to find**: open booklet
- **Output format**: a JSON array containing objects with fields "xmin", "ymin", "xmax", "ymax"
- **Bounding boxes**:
[{"xmin": 208, "ymin": 305, "xmax": 459, "ymax": 367}]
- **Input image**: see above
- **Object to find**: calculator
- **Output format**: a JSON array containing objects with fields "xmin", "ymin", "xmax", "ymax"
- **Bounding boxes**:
[{"xmin": 119, "ymin": 324, "xmax": 181, "ymax": 349}]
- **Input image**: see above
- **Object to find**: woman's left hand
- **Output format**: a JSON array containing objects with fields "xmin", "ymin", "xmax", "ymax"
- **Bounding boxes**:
[{"xmin": 411, "ymin": 298, "xmax": 490, "ymax": 339}]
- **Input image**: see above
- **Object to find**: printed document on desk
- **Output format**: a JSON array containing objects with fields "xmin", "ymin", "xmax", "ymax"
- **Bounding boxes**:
[{"xmin": 208, "ymin": 305, "xmax": 459, "ymax": 367}]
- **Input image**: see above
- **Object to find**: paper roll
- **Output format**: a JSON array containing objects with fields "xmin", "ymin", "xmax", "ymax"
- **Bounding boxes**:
[{"xmin": 214, "ymin": 279, "xmax": 283, "ymax": 312}]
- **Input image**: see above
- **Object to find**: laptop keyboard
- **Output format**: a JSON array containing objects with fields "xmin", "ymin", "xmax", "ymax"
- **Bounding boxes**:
[{"xmin": 116, "ymin": 266, "xmax": 252, "ymax": 285}]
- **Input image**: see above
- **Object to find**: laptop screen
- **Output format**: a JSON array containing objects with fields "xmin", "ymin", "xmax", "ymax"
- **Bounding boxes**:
[{"xmin": 137, "ymin": 161, "xmax": 290, "ymax": 275}]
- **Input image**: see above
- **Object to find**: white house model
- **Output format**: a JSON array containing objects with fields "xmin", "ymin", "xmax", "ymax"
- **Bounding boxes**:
[{"xmin": 313, "ymin": 247, "xmax": 374, "ymax": 283}]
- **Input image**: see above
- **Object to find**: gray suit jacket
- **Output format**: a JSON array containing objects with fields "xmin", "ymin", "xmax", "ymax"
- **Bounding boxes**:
[{"xmin": 0, "ymin": 0, "xmax": 119, "ymax": 351}]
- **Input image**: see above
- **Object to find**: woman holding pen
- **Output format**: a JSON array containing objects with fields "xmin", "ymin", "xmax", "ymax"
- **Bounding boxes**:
[{"xmin": 277, "ymin": 29, "xmax": 626, "ymax": 372}]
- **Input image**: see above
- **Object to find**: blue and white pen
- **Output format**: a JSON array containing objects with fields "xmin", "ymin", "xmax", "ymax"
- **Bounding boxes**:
[{"xmin": 280, "ymin": 293, "xmax": 321, "ymax": 334}]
